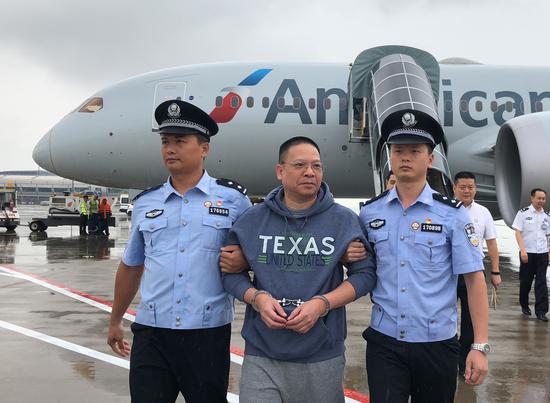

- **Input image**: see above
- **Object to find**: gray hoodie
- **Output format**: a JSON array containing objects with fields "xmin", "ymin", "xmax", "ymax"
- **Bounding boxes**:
[{"xmin": 222, "ymin": 183, "xmax": 376, "ymax": 363}]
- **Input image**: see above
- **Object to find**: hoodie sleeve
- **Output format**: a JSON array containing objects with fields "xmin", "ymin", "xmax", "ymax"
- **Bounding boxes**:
[
  {"xmin": 221, "ymin": 219, "xmax": 255, "ymax": 301},
  {"xmin": 341, "ymin": 212, "xmax": 377, "ymax": 299}
]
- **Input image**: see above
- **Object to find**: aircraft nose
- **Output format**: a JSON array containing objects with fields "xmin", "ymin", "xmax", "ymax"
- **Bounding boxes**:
[{"xmin": 32, "ymin": 130, "xmax": 56, "ymax": 173}]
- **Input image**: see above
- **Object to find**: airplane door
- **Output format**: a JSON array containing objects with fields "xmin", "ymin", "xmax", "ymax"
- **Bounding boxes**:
[{"xmin": 152, "ymin": 82, "xmax": 187, "ymax": 131}]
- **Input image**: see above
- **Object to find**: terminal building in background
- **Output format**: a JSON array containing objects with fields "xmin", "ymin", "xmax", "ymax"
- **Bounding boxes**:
[{"xmin": 0, "ymin": 170, "xmax": 126, "ymax": 204}]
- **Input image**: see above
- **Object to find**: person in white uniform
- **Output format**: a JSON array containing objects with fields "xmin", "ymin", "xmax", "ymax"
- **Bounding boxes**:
[
  {"xmin": 453, "ymin": 171, "xmax": 501, "ymax": 375},
  {"xmin": 512, "ymin": 188, "xmax": 550, "ymax": 322}
]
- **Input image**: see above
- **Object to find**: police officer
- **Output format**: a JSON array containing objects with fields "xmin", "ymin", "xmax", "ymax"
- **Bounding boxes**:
[
  {"xmin": 512, "ymin": 188, "xmax": 550, "ymax": 322},
  {"xmin": 359, "ymin": 111, "xmax": 489, "ymax": 403},
  {"xmin": 107, "ymin": 100, "xmax": 252, "ymax": 403}
]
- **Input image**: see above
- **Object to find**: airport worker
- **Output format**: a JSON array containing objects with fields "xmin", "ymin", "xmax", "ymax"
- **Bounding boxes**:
[
  {"xmin": 88, "ymin": 194, "xmax": 100, "ymax": 234},
  {"xmin": 512, "ymin": 188, "xmax": 550, "ymax": 322},
  {"xmin": 107, "ymin": 99, "xmax": 252, "ymax": 403},
  {"xmin": 385, "ymin": 169, "xmax": 397, "ymax": 190},
  {"xmin": 79, "ymin": 195, "xmax": 89, "ymax": 236},
  {"xmin": 359, "ymin": 112, "xmax": 489, "ymax": 403},
  {"xmin": 453, "ymin": 171, "xmax": 501, "ymax": 375},
  {"xmin": 98, "ymin": 198, "xmax": 112, "ymax": 236},
  {"xmin": 221, "ymin": 136, "xmax": 377, "ymax": 403}
]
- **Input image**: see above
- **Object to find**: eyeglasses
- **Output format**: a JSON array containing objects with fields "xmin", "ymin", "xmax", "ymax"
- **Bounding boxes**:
[{"xmin": 281, "ymin": 161, "xmax": 323, "ymax": 172}]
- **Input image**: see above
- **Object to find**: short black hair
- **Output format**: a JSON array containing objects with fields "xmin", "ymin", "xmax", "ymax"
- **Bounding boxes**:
[
  {"xmin": 279, "ymin": 136, "xmax": 321, "ymax": 163},
  {"xmin": 531, "ymin": 188, "xmax": 547, "ymax": 197},
  {"xmin": 454, "ymin": 171, "xmax": 476, "ymax": 184},
  {"xmin": 385, "ymin": 170, "xmax": 394, "ymax": 182}
]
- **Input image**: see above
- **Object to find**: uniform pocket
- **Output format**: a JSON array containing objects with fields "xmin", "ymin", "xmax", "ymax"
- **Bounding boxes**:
[
  {"xmin": 370, "ymin": 304, "xmax": 385, "ymax": 327},
  {"xmin": 368, "ymin": 230, "xmax": 390, "ymax": 263},
  {"xmin": 202, "ymin": 216, "xmax": 232, "ymax": 250},
  {"xmin": 136, "ymin": 301, "xmax": 156, "ymax": 326},
  {"xmin": 414, "ymin": 233, "xmax": 448, "ymax": 265},
  {"xmin": 139, "ymin": 217, "xmax": 168, "ymax": 252}
]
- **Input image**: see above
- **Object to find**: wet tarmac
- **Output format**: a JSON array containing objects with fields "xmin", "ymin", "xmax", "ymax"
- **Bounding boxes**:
[{"xmin": 1, "ymin": 204, "xmax": 549, "ymax": 402}]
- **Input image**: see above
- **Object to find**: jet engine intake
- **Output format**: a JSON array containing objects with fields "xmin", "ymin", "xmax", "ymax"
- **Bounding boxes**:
[{"xmin": 495, "ymin": 111, "xmax": 550, "ymax": 225}]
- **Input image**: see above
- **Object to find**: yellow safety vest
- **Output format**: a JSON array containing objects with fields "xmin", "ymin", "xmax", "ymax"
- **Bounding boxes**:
[{"xmin": 80, "ymin": 200, "xmax": 88, "ymax": 215}]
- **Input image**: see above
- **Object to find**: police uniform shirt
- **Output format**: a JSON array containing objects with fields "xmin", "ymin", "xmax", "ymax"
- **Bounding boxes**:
[
  {"xmin": 123, "ymin": 171, "xmax": 252, "ymax": 329},
  {"xmin": 464, "ymin": 201, "xmax": 497, "ymax": 258},
  {"xmin": 512, "ymin": 204, "xmax": 550, "ymax": 254},
  {"xmin": 359, "ymin": 184, "xmax": 483, "ymax": 342}
]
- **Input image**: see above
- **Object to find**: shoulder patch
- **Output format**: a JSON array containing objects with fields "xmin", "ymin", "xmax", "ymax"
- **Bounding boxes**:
[
  {"xmin": 132, "ymin": 184, "xmax": 163, "ymax": 202},
  {"xmin": 216, "ymin": 178, "xmax": 247, "ymax": 195},
  {"xmin": 433, "ymin": 193, "xmax": 462, "ymax": 208},
  {"xmin": 520, "ymin": 206, "xmax": 529, "ymax": 212},
  {"xmin": 361, "ymin": 190, "xmax": 389, "ymax": 207}
]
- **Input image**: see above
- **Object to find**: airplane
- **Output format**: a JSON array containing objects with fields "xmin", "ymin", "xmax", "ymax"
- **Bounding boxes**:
[{"xmin": 32, "ymin": 45, "xmax": 550, "ymax": 226}]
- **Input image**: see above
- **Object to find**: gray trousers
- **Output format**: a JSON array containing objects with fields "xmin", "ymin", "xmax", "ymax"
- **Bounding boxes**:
[{"xmin": 239, "ymin": 354, "xmax": 346, "ymax": 403}]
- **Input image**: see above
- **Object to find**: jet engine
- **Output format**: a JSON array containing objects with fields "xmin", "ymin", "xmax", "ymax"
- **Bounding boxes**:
[{"xmin": 495, "ymin": 111, "xmax": 550, "ymax": 225}]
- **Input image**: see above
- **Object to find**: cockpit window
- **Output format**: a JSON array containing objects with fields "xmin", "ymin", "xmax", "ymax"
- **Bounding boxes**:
[{"xmin": 78, "ymin": 97, "xmax": 103, "ymax": 113}]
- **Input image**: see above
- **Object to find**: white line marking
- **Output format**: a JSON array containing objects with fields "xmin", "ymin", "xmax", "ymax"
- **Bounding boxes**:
[
  {"xmin": 0, "ymin": 265, "xmax": 134, "ymax": 321},
  {"xmin": 0, "ymin": 319, "xmax": 240, "ymax": 402},
  {"xmin": 0, "ymin": 265, "xmax": 243, "ymax": 366},
  {"xmin": 0, "ymin": 266, "xmax": 363, "ymax": 402},
  {"xmin": 0, "ymin": 319, "xmax": 129, "ymax": 368}
]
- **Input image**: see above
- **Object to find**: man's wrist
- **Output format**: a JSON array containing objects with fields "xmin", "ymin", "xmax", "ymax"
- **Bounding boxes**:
[
  {"xmin": 310, "ymin": 295, "xmax": 330, "ymax": 317},
  {"xmin": 250, "ymin": 290, "xmax": 271, "ymax": 312}
]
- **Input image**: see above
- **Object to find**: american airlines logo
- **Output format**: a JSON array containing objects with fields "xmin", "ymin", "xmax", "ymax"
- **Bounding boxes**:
[{"xmin": 210, "ymin": 70, "xmax": 550, "ymax": 128}]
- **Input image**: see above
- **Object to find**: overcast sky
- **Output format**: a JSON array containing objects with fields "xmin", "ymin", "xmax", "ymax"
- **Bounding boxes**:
[{"xmin": 2, "ymin": 0, "xmax": 550, "ymax": 171}]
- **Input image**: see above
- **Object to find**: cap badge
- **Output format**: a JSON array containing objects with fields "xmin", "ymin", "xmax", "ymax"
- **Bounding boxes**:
[
  {"xmin": 167, "ymin": 103, "xmax": 181, "ymax": 118},
  {"xmin": 402, "ymin": 112, "xmax": 416, "ymax": 127}
]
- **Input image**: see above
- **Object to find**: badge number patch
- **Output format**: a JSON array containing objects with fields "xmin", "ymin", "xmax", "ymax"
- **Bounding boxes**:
[
  {"xmin": 369, "ymin": 219, "xmax": 386, "ymax": 229},
  {"xmin": 420, "ymin": 223, "xmax": 442, "ymax": 233},
  {"xmin": 145, "ymin": 209, "xmax": 164, "ymax": 218},
  {"xmin": 209, "ymin": 207, "xmax": 229, "ymax": 217}
]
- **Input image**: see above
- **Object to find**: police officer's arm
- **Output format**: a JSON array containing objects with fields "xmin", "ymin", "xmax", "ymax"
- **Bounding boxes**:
[
  {"xmin": 512, "ymin": 211, "xmax": 528, "ymax": 263},
  {"xmin": 220, "ymin": 245, "xmax": 249, "ymax": 273},
  {"xmin": 483, "ymin": 212, "xmax": 501, "ymax": 287},
  {"xmin": 486, "ymin": 239, "xmax": 501, "ymax": 287},
  {"xmin": 107, "ymin": 201, "xmax": 146, "ymax": 357},
  {"xmin": 463, "ymin": 271, "xmax": 489, "ymax": 385},
  {"xmin": 107, "ymin": 261, "xmax": 143, "ymax": 357},
  {"xmin": 514, "ymin": 230, "xmax": 528, "ymax": 263},
  {"xmin": 452, "ymin": 209, "xmax": 489, "ymax": 385},
  {"xmin": 340, "ymin": 240, "xmax": 367, "ymax": 263}
]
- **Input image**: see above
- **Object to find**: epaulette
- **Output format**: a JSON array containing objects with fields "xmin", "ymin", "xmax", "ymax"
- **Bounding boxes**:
[
  {"xmin": 433, "ymin": 193, "xmax": 462, "ymax": 208},
  {"xmin": 216, "ymin": 178, "xmax": 247, "ymax": 195},
  {"xmin": 362, "ymin": 190, "xmax": 389, "ymax": 207},
  {"xmin": 520, "ymin": 206, "xmax": 529, "ymax": 212},
  {"xmin": 132, "ymin": 184, "xmax": 163, "ymax": 202}
]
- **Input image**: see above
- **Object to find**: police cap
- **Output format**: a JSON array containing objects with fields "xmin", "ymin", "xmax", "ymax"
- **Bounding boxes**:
[
  {"xmin": 381, "ymin": 110, "xmax": 444, "ymax": 147},
  {"xmin": 154, "ymin": 100, "xmax": 218, "ymax": 139}
]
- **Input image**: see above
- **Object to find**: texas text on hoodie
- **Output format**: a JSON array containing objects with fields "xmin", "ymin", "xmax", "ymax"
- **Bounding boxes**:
[{"xmin": 222, "ymin": 183, "xmax": 377, "ymax": 363}]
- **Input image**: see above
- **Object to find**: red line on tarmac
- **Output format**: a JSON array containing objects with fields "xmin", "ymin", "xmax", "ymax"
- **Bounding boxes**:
[{"xmin": 2, "ymin": 264, "xmax": 369, "ymax": 403}]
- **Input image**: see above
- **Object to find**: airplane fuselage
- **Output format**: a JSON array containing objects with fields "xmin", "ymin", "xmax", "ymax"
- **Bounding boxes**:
[{"xmin": 34, "ymin": 62, "xmax": 550, "ymax": 203}]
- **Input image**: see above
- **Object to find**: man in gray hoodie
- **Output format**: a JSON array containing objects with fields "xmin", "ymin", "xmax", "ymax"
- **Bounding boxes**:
[{"xmin": 222, "ymin": 136, "xmax": 376, "ymax": 403}]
